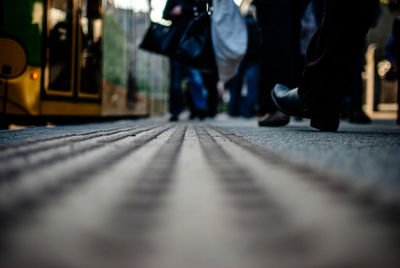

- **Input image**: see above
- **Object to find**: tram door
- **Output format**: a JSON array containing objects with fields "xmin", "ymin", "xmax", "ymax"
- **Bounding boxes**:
[
  {"xmin": 46, "ymin": 0, "xmax": 74, "ymax": 95},
  {"xmin": 45, "ymin": 0, "xmax": 102, "ymax": 100},
  {"xmin": 76, "ymin": 0, "xmax": 102, "ymax": 98}
]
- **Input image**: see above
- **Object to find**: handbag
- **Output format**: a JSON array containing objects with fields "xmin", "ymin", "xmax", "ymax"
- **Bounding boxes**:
[
  {"xmin": 139, "ymin": 2, "xmax": 216, "ymax": 72},
  {"xmin": 174, "ymin": 13, "xmax": 216, "ymax": 72},
  {"xmin": 139, "ymin": 22, "xmax": 182, "ymax": 56}
]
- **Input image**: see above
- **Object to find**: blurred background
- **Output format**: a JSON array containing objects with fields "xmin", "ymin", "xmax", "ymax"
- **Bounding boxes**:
[{"xmin": 0, "ymin": 0, "xmax": 398, "ymax": 128}]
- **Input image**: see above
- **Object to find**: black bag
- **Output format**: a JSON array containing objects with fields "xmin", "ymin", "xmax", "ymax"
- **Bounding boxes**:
[
  {"xmin": 139, "ymin": 11, "xmax": 216, "ymax": 71},
  {"xmin": 139, "ymin": 22, "xmax": 182, "ymax": 56},
  {"xmin": 175, "ymin": 13, "xmax": 216, "ymax": 71}
]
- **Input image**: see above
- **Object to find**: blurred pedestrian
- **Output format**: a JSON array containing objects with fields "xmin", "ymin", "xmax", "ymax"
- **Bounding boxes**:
[
  {"xmin": 271, "ymin": 0, "xmax": 380, "ymax": 131},
  {"xmin": 163, "ymin": 0, "xmax": 209, "ymax": 121},
  {"xmin": 227, "ymin": 5, "xmax": 261, "ymax": 118},
  {"xmin": 201, "ymin": 71, "xmax": 219, "ymax": 118},
  {"xmin": 255, "ymin": 0, "xmax": 311, "ymax": 126}
]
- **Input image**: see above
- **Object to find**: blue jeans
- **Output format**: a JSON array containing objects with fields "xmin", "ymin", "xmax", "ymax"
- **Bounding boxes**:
[
  {"xmin": 169, "ymin": 58, "xmax": 207, "ymax": 116},
  {"xmin": 229, "ymin": 61, "xmax": 260, "ymax": 118}
]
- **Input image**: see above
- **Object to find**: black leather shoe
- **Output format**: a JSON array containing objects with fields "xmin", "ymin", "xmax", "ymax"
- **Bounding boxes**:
[
  {"xmin": 271, "ymin": 84, "xmax": 311, "ymax": 118},
  {"xmin": 272, "ymin": 84, "xmax": 340, "ymax": 132}
]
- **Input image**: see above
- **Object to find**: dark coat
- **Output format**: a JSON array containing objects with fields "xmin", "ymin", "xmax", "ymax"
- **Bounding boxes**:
[{"xmin": 244, "ymin": 14, "xmax": 262, "ymax": 62}]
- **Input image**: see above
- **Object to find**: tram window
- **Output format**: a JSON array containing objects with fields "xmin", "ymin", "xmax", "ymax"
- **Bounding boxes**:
[
  {"xmin": 32, "ymin": 2, "xmax": 44, "ymax": 32},
  {"xmin": 79, "ymin": 0, "xmax": 102, "ymax": 94},
  {"xmin": 48, "ymin": 0, "xmax": 73, "ymax": 92}
]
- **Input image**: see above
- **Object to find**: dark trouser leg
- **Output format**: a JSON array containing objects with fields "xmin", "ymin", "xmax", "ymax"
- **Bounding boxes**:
[
  {"xmin": 254, "ymin": 0, "xmax": 311, "ymax": 115},
  {"xmin": 201, "ymin": 71, "xmax": 219, "ymax": 117},
  {"xmin": 298, "ymin": 0, "xmax": 379, "ymax": 129},
  {"xmin": 169, "ymin": 58, "xmax": 185, "ymax": 116},
  {"xmin": 228, "ymin": 64, "xmax": 244, "ymax": 117},
  {"xmin": 243, "ymin": 62, "xmax": 260, "ymax": 118},
  {"xmin": 350, "ymin": 46, "xmax": 366, "ymax": 112}
]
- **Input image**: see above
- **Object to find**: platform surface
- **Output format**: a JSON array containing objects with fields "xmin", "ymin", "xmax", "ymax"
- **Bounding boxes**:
[{"xmin": 0, "ymin": 116, "xmax": 399, "ymax": 268}]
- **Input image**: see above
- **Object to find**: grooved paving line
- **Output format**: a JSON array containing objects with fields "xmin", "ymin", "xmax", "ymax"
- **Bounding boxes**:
[
  {"xmin": 0, "ymin": 127, "xmax": 137, "ymax": 159},
  {"xmin": 195, "ymin": 126, "xmax": 297, "ymax": 267},
  {"xmin": 0, "ymin": 125, "xmax": 172, "ymax": 230},
  {"xmin": 211, "ymin": 125, "xmax": 400, "ymax": 219},
  {"xmin": 202, "ymin": 125, "xmax": 400, "ymax": 267},
  {"xmin": 0, "ymin": 125, "xmax": 159, "ymax": 182},
  {"xmin": 108, "ymin": 126, "xmax": 187, "ymax": 265},
  {"xmin": 0, "ymin": 122, "xmax": 399, "ymax": 268},
  {"xmin": 196, "ymin": 126, "xmax": 288, "ymax": 235},
  {"xmin": 0, "ymin": 126, "xmax": 132, "ymax": 151}
]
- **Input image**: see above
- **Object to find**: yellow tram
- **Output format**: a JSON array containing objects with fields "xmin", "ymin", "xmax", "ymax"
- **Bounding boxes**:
[{"xmin": 0, "ymin": 0, "xmax": 169, "ymax": 126}]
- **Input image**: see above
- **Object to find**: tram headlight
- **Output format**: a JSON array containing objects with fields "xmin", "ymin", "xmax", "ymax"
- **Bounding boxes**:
[{"xmin": 31, "ymin": 72, "xmax": 39, "ymax": 80}]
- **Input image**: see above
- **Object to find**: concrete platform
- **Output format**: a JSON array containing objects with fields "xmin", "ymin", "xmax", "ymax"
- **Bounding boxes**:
[{"xmin": 0, "ymin": 117, "xmax": 399, "ymax": 267}]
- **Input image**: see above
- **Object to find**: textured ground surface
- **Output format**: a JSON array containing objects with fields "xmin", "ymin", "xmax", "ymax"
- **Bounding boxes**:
[{"xmin": 0, "ymin": 117, "xmax": 399, "ymax": 268}]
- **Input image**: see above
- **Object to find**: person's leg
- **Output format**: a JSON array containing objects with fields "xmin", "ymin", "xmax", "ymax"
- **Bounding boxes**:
[
  {"xmin": 169, "ymin": 58, "xmax": 185, "ymax": 119},
  {"xmin": 298, "ymin": 0, "xmax": 379, "ymax": 130},
  {"xmin": 228, "ymin": 63, "xmax": 245, "ymax": 117},
  {"xmin": 255, "ymin": 0, "xmax": 311, "ymax": 125},
  {"xmin": 242, "ymin": 62, "xmax": 260, "ymax": 118},
  {"xmin": 254, "ymin": 0, "xmax": 298, "ymax": 114},
  {"xmin": 187, "ymin": 68, "xmax": 207, "ymax": 117},
  {"xmin": 201, "ymin": 71, "xmax": 219, "ymax": 117}
]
